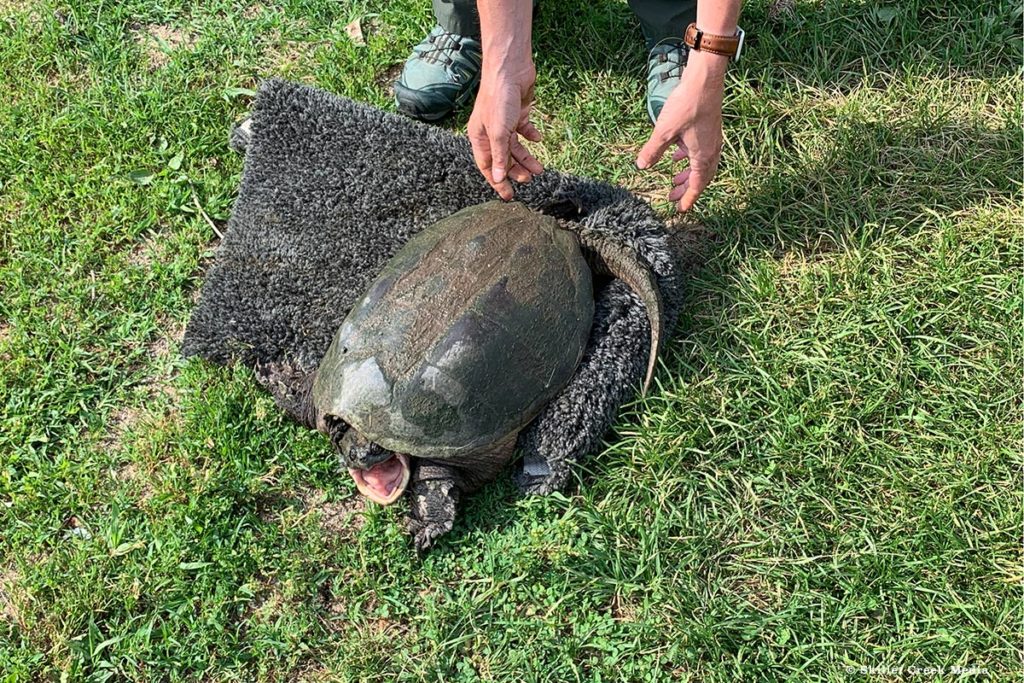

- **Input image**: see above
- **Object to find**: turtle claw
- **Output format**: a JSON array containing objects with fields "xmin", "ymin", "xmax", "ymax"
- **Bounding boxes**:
[
  {"xmin": 411, "ymin": 518, "xmax": 454, "ymax": 553},
  {"xmin": 407, "ymin": 471, "xmax": 460, "ymax": 553}
]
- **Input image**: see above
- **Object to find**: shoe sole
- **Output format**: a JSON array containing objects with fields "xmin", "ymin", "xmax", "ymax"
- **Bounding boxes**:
[
  {"xmin": 647, "ymin": 99, "xmax": 660, "ymax": 125},
  {"xmin": 393, "ymin": 72, "xmax": 481, "ymax": 122}
]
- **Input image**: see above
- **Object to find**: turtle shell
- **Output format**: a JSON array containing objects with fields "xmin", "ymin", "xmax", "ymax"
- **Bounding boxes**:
[{"xmin": 312, "ymin": 201, "xmax": 594, "ymax": 458}]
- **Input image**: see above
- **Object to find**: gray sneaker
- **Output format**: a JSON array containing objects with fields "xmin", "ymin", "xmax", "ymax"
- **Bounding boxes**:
[
  {"xmin": 394, "ymin": 26, "xmax": 483, "ymax": 121},
  {"xmin": 646, "ymin": 41, "xmax": 688, "ymax": 124}
]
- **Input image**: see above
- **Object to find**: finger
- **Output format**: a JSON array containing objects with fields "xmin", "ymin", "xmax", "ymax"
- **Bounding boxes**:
[
  {"xmin": 492, "ymin": 178, "xmax": 514, "ymax": 201},
  {"xmin": 507, "ymin": 162, "xmax": 532, "ymax": 184},
  {"xmin": 668, "ymin": 179, "xmax": 689, "ymax": 203},
  {"xmin": 672, "ymin": 168, "xmax": 692, "ymax": 186},
  {"xmin": 672, "ymin": 143, "xmax": 690, "ymax": 161},
  {"xmin": 469, "ymin": 126, "xmax": 492, "ymax": 177},
  {"xmin": 473, "ymin": 140, "xmax": 513, "ymax": 198},
  {"xmin": 519, "ymin": 121, "xmax": 542, "ymax": 142},
  {"xmin": 471, "ymin": 135, "xmax": 512, "ymax": 198},
  {"xmin": 667, "ymin": 174, "xmax": 692, "ymax": 202},
  {"xmin": 488, "ymin": 129, "xmax": 511, "ymax": 184},
  {"xmin": 481, "ymin": 165, "xmax": 514, "ymax": 200},
  {"xmin": 677, "ymin": 169, "xmax": 710, "ymax": 212},
  {"xmin": 636, "ymin": 128, "xmax": 676, "ymax": 169},
  {"xmin": 510, "ymin": 137, "xmax": 544, "ymax": 176}
]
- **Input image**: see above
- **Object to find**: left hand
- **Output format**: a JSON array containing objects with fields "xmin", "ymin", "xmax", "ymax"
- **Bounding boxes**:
[
  {"xmin": 468, "ymin": 63, "xmax": 544, "ymax": 201},
  {"xmin": 636, "ymin": 50, "xmax": 728, "ymax": 212}
]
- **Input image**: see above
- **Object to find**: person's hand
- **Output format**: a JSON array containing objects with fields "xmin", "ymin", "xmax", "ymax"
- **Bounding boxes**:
[
  {"xmin": 636, "ymin": 50, "xmax": 727, "ymax": 212},
  {"xmin": 468, "ymin": 64, "xmax": 543, "ymax": 200}
]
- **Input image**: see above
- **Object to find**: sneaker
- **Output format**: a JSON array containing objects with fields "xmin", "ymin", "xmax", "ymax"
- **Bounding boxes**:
[
  {"xmin": 394, "ymin": 26, "xmax": 483, "ymax": 121},
  {"xmin": 646, "ymin": 41, "xmax": 688, "ymax": 124}
]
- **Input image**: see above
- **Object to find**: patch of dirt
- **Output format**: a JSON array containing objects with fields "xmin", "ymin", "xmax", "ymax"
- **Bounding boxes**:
[
  {"xmin": 289, "ymin": 665, "xmax": 333, "ymax": 683},
  {"xmin": 609, "ymin": 593, "xmax": 639, "ymax": 622},
  {"xmin": 767, "ymin": 0, "xmax": 796, "ymax": 23},
  {"xmin": 321, "ymin": 591, "xmax": 350, "ymax": 633},
  {"xmin": 0, "ymin": 320, "xmax": 11, "ymax": 358},
  {"xmin": 731, "ymin": 573, "xmax": 783, "ymax": 613},
  {"xmin": 134, "ymin": 24, "xmax": 196, "ymax": 70},
  {"xmin": 147, "ymin": 315, "xmax": 185, "ymax": 361},
  {"xmin": 364, "ymin": 616, "xmax": 410, "ymax": 638},
  {"xmin": 100, "ymin": 406, "xmax": 143, "ymax": 452},
  {"xmin": 0, "ymin": 566, "xmax": 24, "ymax": 629},
  {"xmin": 300, "ymin": 489, "xmax": 367, "ymax": 537},
  {"xmin": 249, "ymin": 580, "xmax": 286, "ymax": 622},
  {"xmin": 469, "ymin": 652, "xmax": 492, "ymax": 679},
  {"xmin": 374, "ymin": 63, "xmax": 403, "ymax": 98},
  {"xmin": 0, "ymin": 0, "xmax": 35, "ymax": 18},
  {"xmin": 127, "ymin": 235, "xmax": 159, "ymax": 268},
  {"xmin": 663, "ymin": 222, "xmax": 713, "ymax": 275},
  {"xmin": 45, "ymin": 65, "xmax": 88, "ymax": 91},
  {"xmin": 262, "ymin": 29, "xmax": 319, "ymax": 80},
  {"xmin": 113, "ymin": 462, "xmax": 156, "ymax": 504},
  {"xmin": 609, "ymin": 141, "xmax": 641, "ymax": 157},
  {"xmin": 242, "ymin": 4, "xmax": 265, "ymax": 20}
]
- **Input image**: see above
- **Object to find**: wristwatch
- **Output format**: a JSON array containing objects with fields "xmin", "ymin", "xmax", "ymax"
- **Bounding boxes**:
[{"xmin": 683, "ymin": 23, "xmax": 746, "ymax": 62}]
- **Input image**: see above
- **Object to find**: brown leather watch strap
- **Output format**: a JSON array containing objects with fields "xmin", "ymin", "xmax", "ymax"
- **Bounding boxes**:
[{"xmin": 683, "ymin": 23, "xmax": 742, "ymax": 58}]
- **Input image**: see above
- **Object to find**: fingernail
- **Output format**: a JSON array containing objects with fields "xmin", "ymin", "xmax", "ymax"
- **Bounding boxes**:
[
  {"xmin": 636, "ymin": 159, "xmax": 648, "ymax": 169},
  {"xmin": 493, "ymin": 168, "xmax": 505, "ymax": 183}
]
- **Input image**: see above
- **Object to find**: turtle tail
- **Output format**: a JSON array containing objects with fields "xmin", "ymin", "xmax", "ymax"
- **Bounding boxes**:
[{"xmin": 576, "ymin": 232, "xmax": 664, "ymax": 393}]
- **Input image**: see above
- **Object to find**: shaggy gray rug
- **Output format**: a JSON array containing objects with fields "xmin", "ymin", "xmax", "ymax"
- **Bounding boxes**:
[{"xmin": 182, "ymin": 78, "xmax": 683, "ymax": 494}]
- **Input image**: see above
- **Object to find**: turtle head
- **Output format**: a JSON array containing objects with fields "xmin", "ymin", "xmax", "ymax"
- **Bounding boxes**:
[{"xmin": 337, "ymin": 429, "xmax": 411, "ymax": 506}]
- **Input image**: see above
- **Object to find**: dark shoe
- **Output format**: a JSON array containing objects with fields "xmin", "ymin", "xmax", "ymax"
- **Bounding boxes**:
[
  {"xmin": 394, "ymin": 26, "xmax": 483, "ymax": 121},
  {"xmin": 646, "ymin": 41, "xmax": 688, "ymax": 124}
]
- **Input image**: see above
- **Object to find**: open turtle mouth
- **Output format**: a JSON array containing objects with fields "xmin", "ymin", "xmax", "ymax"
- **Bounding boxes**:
[{"xmin": 349, "ymin": 453, "xmax": 411, "ymax": 505}]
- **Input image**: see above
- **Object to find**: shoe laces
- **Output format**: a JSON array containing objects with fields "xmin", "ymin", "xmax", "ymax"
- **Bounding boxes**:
[
  {"xmin": 414, "ymin": 29, "xmax": 468, "ymax": 66},
  {"xmin": 651, "ymin": 42, "xmax": 687, "ymax": 82}
]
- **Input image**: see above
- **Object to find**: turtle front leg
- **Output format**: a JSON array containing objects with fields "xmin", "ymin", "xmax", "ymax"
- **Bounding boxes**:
[
  {"xmin": 407, "ymin": 462, "xmax": 461, "ymax": 553},
  {"xmin": 407, "ymin": 435, "xmax": 517, "ymax": 551},
  {"xmin": 253, "ymin": 359, "xmax": 319, "ymax": 430}
]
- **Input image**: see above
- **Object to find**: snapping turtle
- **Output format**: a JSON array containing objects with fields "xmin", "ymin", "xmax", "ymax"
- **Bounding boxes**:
[{"xmin": 257, "ymin": 200, "xmax": 663, "ymax": 550}]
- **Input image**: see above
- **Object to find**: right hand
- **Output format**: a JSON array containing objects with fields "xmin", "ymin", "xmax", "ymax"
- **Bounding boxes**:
[{"xmin": 468, "ymin": 64, "xmax": 544, "ymax": 200}]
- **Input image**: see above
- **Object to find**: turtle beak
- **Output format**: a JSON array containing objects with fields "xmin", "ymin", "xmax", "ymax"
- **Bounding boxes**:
[{"xmin": 349, "ymin": 453, "xmax": 411, "ymax": 505}]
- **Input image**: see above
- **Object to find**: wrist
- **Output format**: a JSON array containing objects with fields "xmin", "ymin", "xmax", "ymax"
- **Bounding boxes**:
[
  {"xmin": 696, "ymin": 20, "xmax": 738, "ymax": 36},
  {"xmin": 482, "ymin": 56, "xmax": 535, "ymax": 82},
  {"xmin": 686, "ymin": 49, "xmax": 729, "ymax": 81}
]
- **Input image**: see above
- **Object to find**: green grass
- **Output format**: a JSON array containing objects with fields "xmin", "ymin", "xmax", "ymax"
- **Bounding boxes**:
[{"xmin": 0, "ymin": 0, "xmax": 1020, "ymax": 680}]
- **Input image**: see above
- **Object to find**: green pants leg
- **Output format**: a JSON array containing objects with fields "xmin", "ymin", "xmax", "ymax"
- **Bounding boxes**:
[
  {"xmin": 433, "ymin": 0, "xmax": 480, "ymax": 38},
  {"xmin": 628, "ymin": 0, "xmax": 698, "ymax": 48},
  {"xmin": 433, "ymin": 0, "xmax": 696, "ymax": 48},
  {"xmin": 432, "ymin": 0, "xmax": 696, "ymax": 47}
]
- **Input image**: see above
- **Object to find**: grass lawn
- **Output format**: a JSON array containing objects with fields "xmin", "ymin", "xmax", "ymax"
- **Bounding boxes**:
[{"xmin": 1, "ymin": 0, "xmax": 1021, "ymax": 680}]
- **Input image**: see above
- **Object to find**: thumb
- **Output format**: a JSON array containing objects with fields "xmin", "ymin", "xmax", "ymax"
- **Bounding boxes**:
[{"xmin": 636, "ymin": 128, "xmax": 675, "ymax": 170}]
